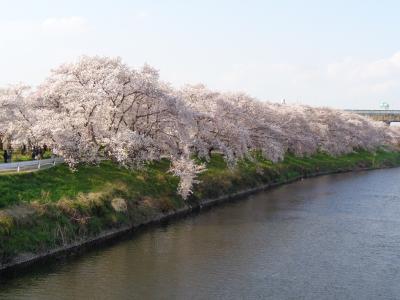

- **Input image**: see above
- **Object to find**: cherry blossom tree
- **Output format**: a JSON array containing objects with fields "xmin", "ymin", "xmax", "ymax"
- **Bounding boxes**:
[
  {"xmin": 31, "ymin": 56, "xmax": 203, "ymax": 198},
  {"xmin": 0, "ymin": 55, "xmax": 399, "ymax": 199},
  {"xmin": 0, "ymin": 84, "xmax": 38, "ymax": 149}
]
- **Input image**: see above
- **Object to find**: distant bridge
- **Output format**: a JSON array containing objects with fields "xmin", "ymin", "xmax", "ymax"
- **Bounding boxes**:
[{"xmin": 345, "ymin": 110, "xmax": 400, "ymax": 124}]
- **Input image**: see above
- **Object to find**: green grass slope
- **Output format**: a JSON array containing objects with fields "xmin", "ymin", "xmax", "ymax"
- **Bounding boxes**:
[{"xmin": 0, "ymin": 149, "xmax": 400, "ymax": 264}]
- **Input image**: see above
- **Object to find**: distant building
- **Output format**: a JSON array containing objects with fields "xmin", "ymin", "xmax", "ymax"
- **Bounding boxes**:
[{"xmin": 380, "ymin": 102, "xmax": 390, "ymax": 110}]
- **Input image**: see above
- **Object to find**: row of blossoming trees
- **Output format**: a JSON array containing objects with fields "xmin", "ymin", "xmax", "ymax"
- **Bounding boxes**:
[{"xmin": 0, "ymin": 56, "xmax": 399, "ymax": 198}]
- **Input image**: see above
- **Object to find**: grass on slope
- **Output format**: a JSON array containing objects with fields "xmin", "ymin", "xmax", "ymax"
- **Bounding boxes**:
[
  {"xmin": 0, "ymin": 149, "xmax": 399, "ymax": 209},
  {"xmin": 0, "ymin": 158, "xmax": 180, "ymax": 209},
  {"xmin": 0, "ymin": 149, "xmax": 400, "ymax": 263},
  {"xmin": 193, "ymin": 149, "xmax": 400, "ymax": 200}
]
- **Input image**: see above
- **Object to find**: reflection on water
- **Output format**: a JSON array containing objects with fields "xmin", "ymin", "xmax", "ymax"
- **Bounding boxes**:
[{"xmin": 1, "ymin": 168, "xmax": 400, "ymax": 299}]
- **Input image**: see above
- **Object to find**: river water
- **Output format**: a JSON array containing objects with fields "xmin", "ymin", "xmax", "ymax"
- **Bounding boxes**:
[{"xmin": 1, "ymin": 168, "xmax": 400, "ymax": 299}]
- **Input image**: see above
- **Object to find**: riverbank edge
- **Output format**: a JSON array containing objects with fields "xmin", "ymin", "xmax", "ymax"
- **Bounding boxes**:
[{"xmin": 0, "ymin": 163, "xmax": 397, "ymax": 277}]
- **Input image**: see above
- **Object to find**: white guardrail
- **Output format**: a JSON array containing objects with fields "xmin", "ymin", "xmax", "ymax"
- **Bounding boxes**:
[{"xmin": 0, "ymin": 157, "xmax": 64, "ymax": 173}]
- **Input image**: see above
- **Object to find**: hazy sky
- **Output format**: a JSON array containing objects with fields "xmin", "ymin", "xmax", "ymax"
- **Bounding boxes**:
[{"xmin": 1, "ymin": 0, "xmax": 400, "ymax": 109}]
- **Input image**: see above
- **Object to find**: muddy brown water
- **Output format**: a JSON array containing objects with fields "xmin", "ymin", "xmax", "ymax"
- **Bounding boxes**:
[{"xmin": 1, "ymin": 168, "xmax": 400, "ymax": 299}]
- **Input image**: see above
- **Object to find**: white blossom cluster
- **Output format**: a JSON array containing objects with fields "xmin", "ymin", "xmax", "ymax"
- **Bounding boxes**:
[{"xmin": 0, "ymin": 56, "xmax": 399, "ymax": 198}]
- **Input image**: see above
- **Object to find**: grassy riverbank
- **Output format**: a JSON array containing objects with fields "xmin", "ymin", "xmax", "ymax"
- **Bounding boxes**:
[{"xmin": 1, "ymin": 149, "xmax": 400, "ymax": 265}]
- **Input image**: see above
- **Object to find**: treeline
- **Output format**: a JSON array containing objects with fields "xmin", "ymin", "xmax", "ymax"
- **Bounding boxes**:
[{"xmin": 0, "ymin": 56, "xmax": 399, "ymax": 197}]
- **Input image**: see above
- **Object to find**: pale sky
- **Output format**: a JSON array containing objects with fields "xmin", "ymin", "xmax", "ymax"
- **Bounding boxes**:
[{"xmin": 1, "ymin": 0, "xmax": 400, "ymax": 109}]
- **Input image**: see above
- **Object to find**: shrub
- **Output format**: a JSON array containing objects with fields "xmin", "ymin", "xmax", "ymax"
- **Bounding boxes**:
[{"xmin": 0, "ymin": 213, "xmax": 14, "ymax": 235}]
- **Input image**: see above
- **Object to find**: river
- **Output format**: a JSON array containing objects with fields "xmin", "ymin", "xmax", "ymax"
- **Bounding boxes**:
[{"xmin": 1, "ymin": 168, "xmax": 400, "ymax": 299}]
